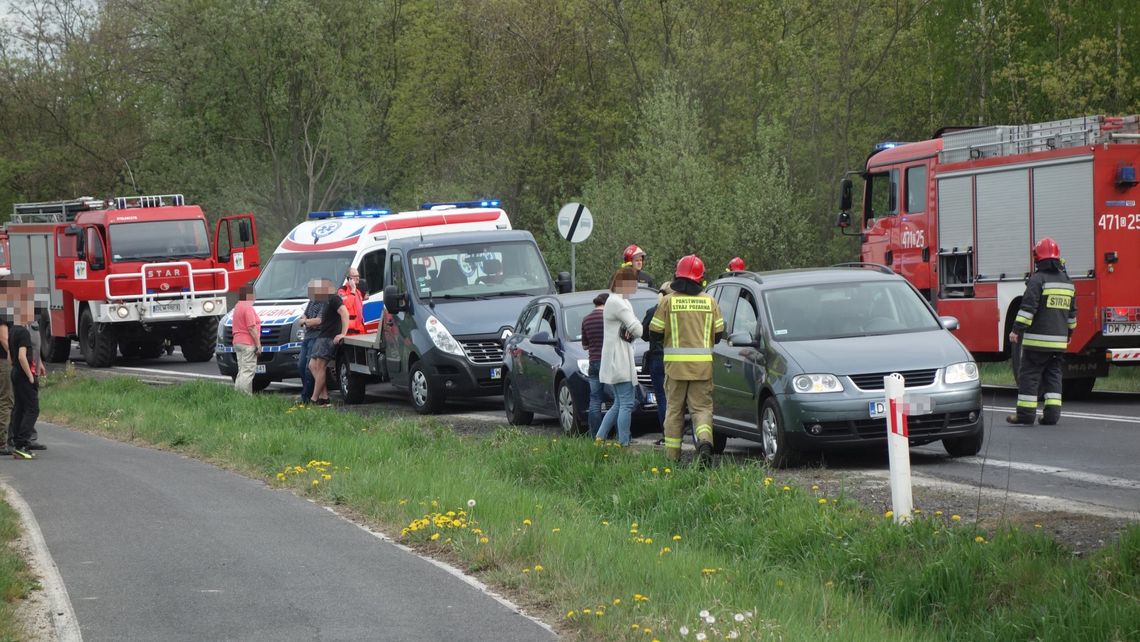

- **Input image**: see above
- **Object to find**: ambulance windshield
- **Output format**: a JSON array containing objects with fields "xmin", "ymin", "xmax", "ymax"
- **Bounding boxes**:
[
  {"xmin": 109, "ymin": 220, "xmax": 211, "ymax": 262},
  {"xmin": 409, "ymin": 241, "xmax": 552, "ymax": 301},
  {"xmin": 254, "ymin": 251, "xmax": 354, "ymax": 300}
]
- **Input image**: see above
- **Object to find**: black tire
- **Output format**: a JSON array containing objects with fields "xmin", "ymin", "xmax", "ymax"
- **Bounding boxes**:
[
  {"xmin": 252, "ymin": 375, "xmax": 272, "ymax": 392},
  {"xmin": 337, "ymin": 356, "xmax": 366, "ymax": 405},
  {"xmin": 39, "ymin": 310, "xmax": 71, "ymax": 363},
  {"xmin": 759, "ymin": 396, "xmax": 801, "ymax": 468},
  {"xmin": 79, "ymin": 309, "xmax": 116, "ymax": 368},
  {"xmin": 119, "ymin": 342, "xmax": 143, "ymax": 359},
  {"xmin": 556, "ymin": 379, "xmax": 584, "ymax": 435},
  {"xmin": 712, "ymin": 431, "xmax": 728, "ymax": 454},
  {"xmin": 181, "ymin": 317, "xmax": 218, "ymax": 362},
  {"xmin": 1064, "ymin": 377, "xmax": 1096, "ymax": 400},
  {"xmin": 943, "ymin": 419, "xmax": 985, "ymax": 457},
  {"xmin": 408, "ymin": 360, "xmax": 442, "ymax": 414},
  {"xmin": 141, "ymin": 342, "xmax": 166, "ymax": 359},
  {"xmin": 503, "ymin": 376, "xmax": 533, "ymax": 426}
]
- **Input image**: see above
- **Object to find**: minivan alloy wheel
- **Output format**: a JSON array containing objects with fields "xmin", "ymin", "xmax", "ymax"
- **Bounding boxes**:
[{"xmin": 761, "ymin": 404, "xmax": 779, "ymax": 462}]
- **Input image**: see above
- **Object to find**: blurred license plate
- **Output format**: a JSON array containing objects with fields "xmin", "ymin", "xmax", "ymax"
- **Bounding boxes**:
[
  {"xmin": 869, "ymin": 401, "xmax": 887, "ymax": 418},
  {"xmin": 151, "ymin": 302, "xmax": 183, "ymax": 314},
  {"xmin": 255, "ymin": 365, "xmax": 266, "ymax": 374},
  {"xmin": 490, "ymin": 367, "xmax": 502, "ymax": 380},
  {"xmin": 1104, "ymin": 323, "xmax": 1140, "ymax": 336}
]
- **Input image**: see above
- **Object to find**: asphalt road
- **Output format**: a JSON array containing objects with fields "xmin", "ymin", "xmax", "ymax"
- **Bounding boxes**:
[
  {"xmin": 75, "ymin": 349, "xmax": 1140, "ymax": 518},
  {"xmin": 3, "ymin": 422, "xmax": 555, "ymax": 642}
]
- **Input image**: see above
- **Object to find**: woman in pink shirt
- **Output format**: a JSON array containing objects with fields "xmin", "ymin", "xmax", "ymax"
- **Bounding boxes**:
[{"xmin": 231, "ymin": 284, "xmax": 261, "ymax": 394}]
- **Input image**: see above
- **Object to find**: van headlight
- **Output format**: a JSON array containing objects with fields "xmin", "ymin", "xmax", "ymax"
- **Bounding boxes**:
[
  {"xmin": 426, "ymin": 315, "xmax": 464, "ymax": 356},
  {"xmin": 792, "ymin": 374, "xmax": 843, "ymax": 393},
  {"xmin": 944, "ymin": 362, "xmax": 979, "ymax": 384}
]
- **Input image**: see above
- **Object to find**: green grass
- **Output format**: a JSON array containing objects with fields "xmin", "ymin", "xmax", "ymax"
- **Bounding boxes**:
[
  {"xmin": 980, "ymin": 361, "xmax": 1140, "ymax": 392},
  {"xmin": 40, "ymin": 374, "xmax": 1140, "ymax": 641},
  {"xmin": 0, "ymin": 489, "xmax": 41, "ymax": 642}
]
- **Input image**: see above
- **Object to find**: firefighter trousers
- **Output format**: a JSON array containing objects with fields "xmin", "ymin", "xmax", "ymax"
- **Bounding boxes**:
[
  {"xmin": 663, "ymin": 377, "xmax": 713, "ymax": 460},
  {"xmin": 1016, "ymin": 349, "xmax": 1063, "ymax": 424}
]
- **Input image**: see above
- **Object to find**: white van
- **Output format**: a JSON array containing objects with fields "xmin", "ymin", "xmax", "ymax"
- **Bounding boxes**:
[{"xmin": 215, "ymin": 201, "xmax": 511, "ymax": 389}]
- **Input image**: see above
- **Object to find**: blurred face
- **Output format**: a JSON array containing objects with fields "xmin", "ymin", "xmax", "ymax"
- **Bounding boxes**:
[{"xmin": 616, "ymin": 277, "xmax": 637, "ymax": 296}]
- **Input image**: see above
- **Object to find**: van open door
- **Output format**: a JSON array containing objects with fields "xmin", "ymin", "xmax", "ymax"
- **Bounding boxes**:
[{"xmin": 215, "ymin": 214, "xmax": 259, "ymax": 290}]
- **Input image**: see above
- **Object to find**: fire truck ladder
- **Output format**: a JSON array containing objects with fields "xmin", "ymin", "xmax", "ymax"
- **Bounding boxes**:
[
  {"xmin": 939, "ymin": 115, "xmax": 1140, "ymax": 163},
  {"xmin": 11, "ymin": 197, "xmax": 106, "ymax": 224}
]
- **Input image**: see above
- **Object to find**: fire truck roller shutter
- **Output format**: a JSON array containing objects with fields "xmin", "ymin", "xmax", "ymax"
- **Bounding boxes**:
[
  {"xmin": 976, "ymin": 169, "xmax": 1030, "ymax": 279},
  {"xmin": 1032, "ymin": 161, "xmax": 1094, "ymax": 276},
  {"xmin": 937, "ymin": 176, "xmax": 974, "ymax": 287}
]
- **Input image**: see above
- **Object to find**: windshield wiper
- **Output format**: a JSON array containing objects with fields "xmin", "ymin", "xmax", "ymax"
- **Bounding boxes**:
[
  {"xmin": 485, "ymin": 290, "xmax": 534, "ymax": 297},
  {"xmin": 435, "ymin": 294, "xmax": 490, "ymax": 301}
]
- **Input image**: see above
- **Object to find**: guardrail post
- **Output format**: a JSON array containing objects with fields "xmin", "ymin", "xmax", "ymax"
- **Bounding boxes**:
[{"xmin": 884, "ymin": 372, "xmax": 913, "ymax": 524}]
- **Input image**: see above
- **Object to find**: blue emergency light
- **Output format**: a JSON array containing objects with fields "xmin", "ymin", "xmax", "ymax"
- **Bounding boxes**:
[
  {"xmin": 308, "ymin": 208, "xmax": 391, "ymax": 220},
  {"xmin": 419, "ymin": 199, "xmax": 501, "ymax": 210},
  {"xmin": 873, "ymin": 142, "xmax": 905, "ymax": 152}
]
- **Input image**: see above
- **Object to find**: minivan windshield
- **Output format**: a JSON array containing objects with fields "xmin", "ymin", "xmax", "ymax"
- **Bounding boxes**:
[
  {"xmin": 254, "ymin": 251, "xmax": 354, "ymax": 300},
  {"xmin": 764, "ymin": 280, "xmax": 940, "ymax": 341},
  {"xmin": 563, "ymin": 297, "xmax": 657, "ymax": 342},
  {"xmin": 409, "ymin": 241, "xmax": 552, "ymax": 300},
  {"xmin": 109, "ymin": 220, "xmax": 211, "ymax": 262}
]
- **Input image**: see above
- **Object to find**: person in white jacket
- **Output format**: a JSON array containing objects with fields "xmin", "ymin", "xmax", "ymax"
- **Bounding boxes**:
[{"xmin": 595, "ymin": 267, "xmax": 643, "ymax": 446}]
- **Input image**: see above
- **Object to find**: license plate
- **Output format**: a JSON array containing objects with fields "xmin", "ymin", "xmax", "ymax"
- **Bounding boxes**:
[
  {"xmin": 490, "ymin": 367, "xmax": 502, "ymax": 380},
  {"xmin": 869, "ymin": 401, "xmax": 887, "ymax": 418},
  {"xmin": 151, "ymin": 302, "xmax": 183, "ymax": 314},
  {"xmin": 255, "ymin": 364, "xmax": 266, "ymax": 374},
  {"xmin": 1104, "ymin": 323, "xmax": 1140, "ymax": 336},
  {"xmin": 646, "ymin": 392, "xmax": 656, "ymax": 404}
]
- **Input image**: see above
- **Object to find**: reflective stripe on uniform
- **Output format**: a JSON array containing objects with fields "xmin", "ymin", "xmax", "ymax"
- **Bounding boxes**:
[
  {"xmin": 1017, "ymin": 394, "xmax": 1038, "ymax": 409},
  {"xmin": 1042, "ymin": 282, "xmax": 1075, "ymax": 292},
  {"xmin": 694, "ymin": 425, "xmax": 713, "ymax": 439},
  {"xmin": 1044, "ymin": 398, "xmax": 1062, "ymax": 407},
  {"xmin": 664, "ymin": 353, "xmax": 714, "ymax": 362},
  {"xmin": 649, "ymin": 316, "xmax": 666, "ymax": 331},
  {"xmin": 1015, "ymin": 313, "xmax": 1033, "ymax": 325},
  {"xmin": 664, "ymin": 437, "xmax": 683, "ymax": 447},
  {"xmin": 1044, "ymin": 392, "xmax": 1062, "ymax": 407},
  {"xmin": 1022, "ymin": 332, "xmax": 1068, "ymax": 350}
]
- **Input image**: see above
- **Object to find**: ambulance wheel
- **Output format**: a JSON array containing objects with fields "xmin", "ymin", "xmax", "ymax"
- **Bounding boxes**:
[
  {"xmin": 760, "ymin": 397, "xmax": 801, "ymax": 468},
  {"xmin": 409, "ymin": 361, "xmax": 442, "ymax": 415},
  {"xmin": 39, "ymin": 310, "xmax": 71, "ymax": 363},
  {"xmin": 503, "ymin": 376, "xmax": 532, "ymax": 426},
  {"xmin": 79, "ymin": 309, "xmax": 115, "ymax": 368},
  {"xmin": 181, "ymin": 317, "xmax": 217, "ymax": 363},
  {"xmin": 337, "ymin": 356, "xmax": 366, "ymax": 405}
]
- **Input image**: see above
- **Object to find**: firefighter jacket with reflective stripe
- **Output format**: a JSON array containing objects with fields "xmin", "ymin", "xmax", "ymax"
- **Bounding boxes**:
[
  {"xmin": 649, "ymin": 292, "xmax": 725, "ymax": 380},
  {"xmin": 1013, "ymin": 265, "xmax": 1076, "ymax": 352}
]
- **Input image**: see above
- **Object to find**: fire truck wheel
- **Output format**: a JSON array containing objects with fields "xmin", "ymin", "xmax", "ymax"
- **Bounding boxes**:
[
  {"xmin": 39, "ymin": 310, "xmax": 71, "ymax": 363},
  {"xmin": 79, "ymin": 309, "xmax": 115, "ymax": 368},
  {"xmin": 181, "ymin": 317, "xmax": 218, "ymax": 363},
  {"xmin": 1064, "ymin": 377, "xmax": 1096, "ymax": 400}
]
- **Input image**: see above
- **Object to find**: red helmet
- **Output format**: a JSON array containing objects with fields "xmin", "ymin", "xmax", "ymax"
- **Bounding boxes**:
[
  {"xmin": 675, "ymin": 254, "xmax": 705, "ymax": 282},
  {"xmin": 623, "ymin": 244, "xmax": 646, "ymax": 263},
  {"xmin": 728, "ymin": 257, "xmax": 746, "ymax": 272},
  {"xmin": 1033, "ymin": 237, "xmax": 1060, "ymax": 261}
]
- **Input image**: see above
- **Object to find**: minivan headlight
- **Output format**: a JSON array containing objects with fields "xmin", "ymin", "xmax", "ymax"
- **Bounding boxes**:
[
  {"xmin": 426, "ymin": 315, "xmax": 465, "ymax": 356},
  {"xmin": 944, "ymin": 361, "xmax": 979, "ymax": 384},
  {"xmin": 792, "ymin": 374, "xmax": 843, "ymax": 393}
]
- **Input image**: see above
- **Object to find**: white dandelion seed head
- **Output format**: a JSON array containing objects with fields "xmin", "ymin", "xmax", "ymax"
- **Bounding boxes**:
[
  {"xmin": 745, "ymin": 611, "xmax": 754, "ymax": 619},
  {"xmin": 705, "ymin": 615, "xmax": 716, "ymax": 624},
  {"xmin": 467, "ymin": 499, "xmax": 476, "ymax": 507},
  {"xmin": 679, "ymin": 626, "xmax": 689, "ymax": 636},
  {"xmin": 734, "ymin": 613, "xmax": 745, "ymax": 622},
  {"xmin": 727, "ymin": 631, "xmax": 739, "ymax": 639},
  {"xmin": 696, "ymin": 633, "xmax": 707, "ymax": 641},
  {"xmin": 699, "ymin": 609, "xmax": 710, "ymax": 618}
]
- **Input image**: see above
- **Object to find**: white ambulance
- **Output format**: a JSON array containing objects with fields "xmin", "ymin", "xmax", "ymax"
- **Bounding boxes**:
[{"xmin": 215, "ymin": 200, "xmax": 512, "ymax": 390}]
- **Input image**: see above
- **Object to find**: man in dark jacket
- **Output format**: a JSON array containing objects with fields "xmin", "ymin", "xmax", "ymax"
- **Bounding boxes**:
[
  {"xmin": 1007, "ymin": 237, "xmax": 1076, "ymax": 426},
  {"xmin": 641, "ymin": 284, "xmax": 671, "ymax": 440}
]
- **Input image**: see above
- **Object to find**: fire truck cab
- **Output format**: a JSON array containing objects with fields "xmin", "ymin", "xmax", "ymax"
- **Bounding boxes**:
[
  {"xmin": 8, "ymin": 194, "xmax": 259, "ymax": 367},
  {"xmin": 837, "ymin": 116, "xmax": 1140, "ymax": 395}
]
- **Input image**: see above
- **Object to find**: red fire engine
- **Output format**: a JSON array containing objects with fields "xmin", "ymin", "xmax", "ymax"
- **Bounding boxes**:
[
  {"xmin": 8, "ymin": 194, "xmax": 259, "ymax": 367},
  {"xmin": 837, "ymin": 115, "xmax": 1140, "ymax": 395},
  {"xmin": 0, "ymin": 229, "xmax": 9, "ymax": 276}
]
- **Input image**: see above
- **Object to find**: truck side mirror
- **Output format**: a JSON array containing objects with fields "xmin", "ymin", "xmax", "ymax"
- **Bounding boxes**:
[
  {"xmin": 383, "ymin": 284, "xmax": 404, "ymax": 314},
  {"xmin": 838, "ymin": 177, "xmax": 853, "ymax": 213},
  {"xmin": 238, "ymin": 219, "xmax": 251, "ymax": 244},
  {"xmin": 555, "ymin": 271, "xmax": 572, "ymax": 294},
  {"xmin": 835, "ymin": 211, "xmax": 852, "ymax": 229}
]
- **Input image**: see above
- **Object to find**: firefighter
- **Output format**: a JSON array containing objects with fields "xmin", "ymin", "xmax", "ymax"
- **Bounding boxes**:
[
  {"xmin": 649, "ymin": 255, "xmax": 725, "ymax": 464},
  {"xmin": 1007, "ymin": 237, "xmax": 1076, "ymax": 426},
  {"xmin": 338, "ymin": 267, "xmax": 366, "ymax": 335},
  {"xmin": 727, "ymin": 257, "xmax": 746, "ymax": 272},
  {"xmin": 622, "ymin": 245, "xmax": 656, "ymax": 288}
]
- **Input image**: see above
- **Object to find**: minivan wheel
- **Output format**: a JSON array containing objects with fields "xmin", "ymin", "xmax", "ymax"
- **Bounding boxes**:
[
  {"xmin": 760, "ymin": 397, "xmax": 800, "ymax": 468},
  {"xmin": 504, "ymin": 377, "xmax": 533, "ymax": 426},
  {"xmin": 943, "ymin": 419, "xmax": 985, "ymax": 457},
  {"xmin": 409, "ymin": 361, "xmax": 442, "ymax": 415},
  {"xmin": 557, "ymin": 380, "xmax": 583, "ymax": 435}
]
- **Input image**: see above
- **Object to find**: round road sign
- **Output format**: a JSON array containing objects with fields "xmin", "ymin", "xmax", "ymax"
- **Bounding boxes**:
[{"xmin": 557, "ymin": 203, "xmax": 593, "ymax": 244}]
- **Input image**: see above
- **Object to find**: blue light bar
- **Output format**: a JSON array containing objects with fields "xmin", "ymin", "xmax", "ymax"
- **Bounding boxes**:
[
  {"xmin": 419, "ymin": 199, "xmax": 501, "ymax": 210},
  {"xmin": 308, "ymin": 208, "xmax": 391, "ymax": 220},
  {"xmin": 873, "ymin": 142, "xmax": 906, "ymax": 152}
]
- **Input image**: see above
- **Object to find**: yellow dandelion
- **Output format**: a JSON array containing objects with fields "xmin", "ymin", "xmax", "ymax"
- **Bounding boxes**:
[
  {"xmin": 398, "ymin": 499, "xmax": 407, "ymax": 505},
  {"xmin": 951, "ymin": 514, "xmax": 962, "ymax": 522},
  {"xmin": 522, "ymin": 568, "xmax": 530, "ymax": 574},
  {"xmin": 583, "ymin": 608, "xmax": 592, "ymax": 614},
  {"xmin": 659, "ymin": 547, "xmax": 671, "ymax": 555},
  {"xmin": 935, "ymin": 511, "xmax": 943, "ymax": 516},
  {"xmin": 631, "ymin": 521, "xmax": 639, "ymax": 529},
  {"xmin": 322, "ymin": 474, "xmax": 331, "ymax": 481},
  {"xmin": 533, "ymin": 565, "xmax": 544, "ymax": 572},
  {"xmin": 632, "ymin": 624, "xmax": 640, "ymax": 630},
  {"xmin": 818, "ymin": 498, "xmax": 828, "ymax": 505},
  {"xmin": 644, "ymin": 538, "xmax": 653, "ymax": 544},
  {"xmin": 763, "ymin": 478, "xmax": 772, "ymax": 487},
  {"xmin": 782, "ymin": 485, "xmax": 791, "ymax": 491},
  {"xmin": 613, "ymin": 598, "xmax": 622, "ymax": 606},
  {"xmin": 431, "ymin": 500, "xmax": 439, "ymax": 508},
  {"xmin": 651, "ymin": 467, "xmax": 659, "ymax": 474},
  {"xmin": 595, "ymin": 610, "xmax": 604, "ymax": 617},
  {"xmin": 975, "ymin": 535, "xmax": 985, "ymax": 543},
  {"xmin": 552, "ymin": 528, "xmax": 561, "ymax": 533},
  {"xmin": 1034, "ymin": 523, "xmax": 1042, "ymax": 529},
  {"xmin": 672, "ymin": 534, "xmax": 682, "ymax": 541},
  {"xmin": 311, "ymin": 480, "xmax": 319, "ymax": 486},
  {"xmin": 430, "ymin": 533, "xmax": 440, "ymax": 541},
  {"xmin": 885, "ymin": 510, "xmax": 894, "ymax": 518},
  {"xmin": 825, "ymin": 580, "xmax": 834, "ymax": 588},
  {"xmin": 276, "ymin": 473, "xmax": 286, "ymax": 481},
  {"xmin": 523, "ymin": 518, "xmax": 532, "ymax": 526},
  {"xmin": 566, "ymin": 611, "xmax": 576, "ymax": 619},
  {"xmin": 701, "ymin": 568, "xmax": 718, "ymax": 575},
  {"xmin": 601, "ymin": 520, "xmax": 609, "ymax": 526},
  {"xmin": 664, "ymin": 468, "xmax": 672, "ymax": 474},
  {"xmin": 479, "ymin": 537, "xmax": 489, "ymax": 544},
  {"xmin": 811, "ymin": 484, "xmax": 819, "ymax": 490}
]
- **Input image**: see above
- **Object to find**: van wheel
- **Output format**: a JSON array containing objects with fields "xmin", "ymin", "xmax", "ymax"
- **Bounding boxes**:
[
  {"xmin": 409, "ymin": 361, "xmax": 442, "ymax": 414},
  {"xmin": 338, "ymin": 356, "xmax": 366, "ymax": 405},
  {"xmin": 760, "ymin": 397, "xmax": 801, "ymax": 468},
  {"xmin": 79, "ymin": 309, "xmax": 115, "ymax": 368},
  {"xmin": 39, "ymin": 310, "xmax": 71, "ymax": 363},
  {"xmin": 504, "ymin": 377, "xmax": 533, "ymax": 426},
  {"xmin": 943, "ymin": 420, "xmax": 985, "ymax": 457}
]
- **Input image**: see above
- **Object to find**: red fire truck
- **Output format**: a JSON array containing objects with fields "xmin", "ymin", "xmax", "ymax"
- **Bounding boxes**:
[
  {"xmin": 836, "ymin": 115, "xmax": 1140, "ymax": 395},
  {"xmin": 8, "ymin": 194, "xmax": 259, "ymax": 367}
]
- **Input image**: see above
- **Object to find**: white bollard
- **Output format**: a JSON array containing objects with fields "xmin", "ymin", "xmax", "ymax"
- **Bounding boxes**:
[{"xmin": 884, "ymin": 373, "xmax": 913, "ymax": 524}]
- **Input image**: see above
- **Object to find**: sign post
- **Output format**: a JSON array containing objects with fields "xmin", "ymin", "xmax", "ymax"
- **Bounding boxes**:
[
  {"xmin": 556, "ymin": 202, "xmax": 593, "ymax": 291},
  {"xmin": 884, "ymin": 373, "xmax": 913, "ymax": 524}
]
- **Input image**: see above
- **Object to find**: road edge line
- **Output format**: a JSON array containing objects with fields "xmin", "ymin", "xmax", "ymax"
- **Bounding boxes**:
[
  {"xmin": 0, "ymin": 479, "xmax": 83, "ymax": 642},
  {"xmin": 322, "ymin": 505, "xmax": 557, "ymax": 637}
]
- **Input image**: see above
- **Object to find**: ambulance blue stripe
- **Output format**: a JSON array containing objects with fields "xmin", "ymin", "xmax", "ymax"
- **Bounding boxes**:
[{"xmin": 362, "ymin": 300, "xmax": 385, "ymax": 324}]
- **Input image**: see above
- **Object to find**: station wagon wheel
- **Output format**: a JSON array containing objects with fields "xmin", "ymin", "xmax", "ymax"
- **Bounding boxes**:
[
  {"xmin": 760, "ymin": 397, "xmax": 800, "ymax": 468},
  {"xmin": 557, "ymin": 380, "xmax": 582, "ymax": 435}
]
